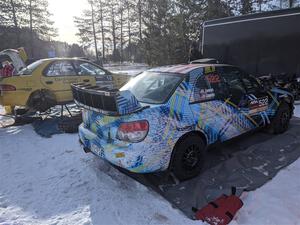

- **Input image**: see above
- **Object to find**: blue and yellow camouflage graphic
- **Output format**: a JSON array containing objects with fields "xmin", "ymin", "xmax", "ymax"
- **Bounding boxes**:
[{"xmin": 78, "ymin": 64, "xmax": 293, "ymax": 173}]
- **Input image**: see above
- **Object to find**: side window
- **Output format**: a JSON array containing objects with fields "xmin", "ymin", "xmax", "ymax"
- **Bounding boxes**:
[
  {"xmin": 219, "ymin": 66, "xmax": 248, "ymax": 106},
  {"xmin": 45, "ymin": 61, "xmax": 76, "ymax": 76},
  {"xmin": 191, "ymin": 72, "xmax": 227, "ymax": 103},
  {"xmin": 221, "ymin": 67, "xmax": 247, "ymax": 95},
  {"xmin": 191, "ymin": 75, "xmax": 215, "ymax": 102},
  {"xmin": 241, "ymin": 75, "xmax": 260, "ymax": 93},
  {"xmin": 73, "ymin": 61, "xmax": 106, "ymax": 76},
  {"xmin": 205, "ymin": 71, "xmax": 228, "ymax": 99}
]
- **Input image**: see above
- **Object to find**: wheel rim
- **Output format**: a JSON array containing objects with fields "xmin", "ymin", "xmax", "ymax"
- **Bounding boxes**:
[
  {"xmin": 182, "ymin": 144, "xmax": 201, "ymax": 170},
  {"xmin": 280, "ymin": 110, "xmax": 290, "ymax": 129}
]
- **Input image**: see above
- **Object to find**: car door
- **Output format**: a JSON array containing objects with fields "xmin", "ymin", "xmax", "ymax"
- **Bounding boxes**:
[
  {"xmin": 41, "ymin": 60, "xmax": 82, "ymax": 102},
  {"xmin": 218, "ymin": 66, "xmax": 269, "ymax": 128},
  {"xmin": 73, "ymin": 61, "xmax": 114, "ymax": 89},
  {"xmin": 189, "ymin": 66, "xmax": 253, "ymax": 144},
  {"xmin": 240, "ymin": 72, "xmax": 271, "ymax": 126}
]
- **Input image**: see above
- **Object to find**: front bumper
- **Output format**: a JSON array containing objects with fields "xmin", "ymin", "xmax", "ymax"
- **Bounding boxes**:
[{"xmin": 78, "ymin": 124, "xmax": 163, "ymax": 173}]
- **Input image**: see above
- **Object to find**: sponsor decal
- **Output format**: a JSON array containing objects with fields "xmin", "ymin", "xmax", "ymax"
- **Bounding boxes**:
[
  {"xmin": 204, "ymin": 66, "xmax": 215, "ymax": 74},
  {"xmin": 54, "ymin": 77, "xmax": 80, "ymax": 84},
  {"xmin": 249, "ymin": 96, "xmax": 268, "ymax": 114},
  {"xmin": 91, "ymin": 143, "xmax": 105, "ymax": 158},
  {"xmin": 115, "ymin": 152, "xmax": 125, "ymax": 158},
  {"xmin": 176, "ymin": 125, "xmax": 194, "ymax": 131},
  {"xmin": 199, "ymin": 88, "xmax": 215, "ymax": 100},
  {"xmin": 18, "ymin": 88, "xmax": 32, "ymax": 91}
]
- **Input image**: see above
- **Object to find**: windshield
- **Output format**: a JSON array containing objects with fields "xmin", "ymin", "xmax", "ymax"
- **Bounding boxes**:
[
  {"xmin": 18, "ymin": 60, "xmax": 44, "ymax": 75},
  {"xmin": 73, "ymin": 61, "xmax": 107, "ymax": 76},
  {"xmin": 120, "ymin": 71, "xmax": 182, "ymax": 104}
]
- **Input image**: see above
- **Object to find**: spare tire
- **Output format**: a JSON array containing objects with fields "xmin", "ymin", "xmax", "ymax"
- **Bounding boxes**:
[{"xmin": 27, "ymin": 90, "xmax": 56, "ymax": 112}]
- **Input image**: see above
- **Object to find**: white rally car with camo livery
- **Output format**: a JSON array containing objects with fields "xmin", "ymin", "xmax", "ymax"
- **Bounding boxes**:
[{"xmin": 72, "ymin": 64, "xmax": 293, "ymax": 180}]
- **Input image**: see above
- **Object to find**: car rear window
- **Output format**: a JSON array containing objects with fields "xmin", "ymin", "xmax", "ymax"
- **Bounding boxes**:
[
  {"xmin": 121, "ymin": 71, "xmax": 182, "ymax": 104},
  {"xmin": 18, "ymin": 60, "xmax": 44, "ymax": 75}
]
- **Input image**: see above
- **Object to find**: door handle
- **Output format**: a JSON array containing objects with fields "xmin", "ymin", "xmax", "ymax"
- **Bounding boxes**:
[
  {"xmin": 83, "ymin": 79, "xmax": 90, "ymax": 82},
  {"xmin": 45, "ymin": 81, "xmax": 53, "ymax": 84}
]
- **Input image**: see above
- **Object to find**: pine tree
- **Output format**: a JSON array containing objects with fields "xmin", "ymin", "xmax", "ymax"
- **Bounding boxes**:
[
  {"xmin": 25, "ymin": 0, "xmax": 56, "ymax": 39},
  {"xmin": 22, "ymin": 0, "xmax": 56, "ymax": 56},
  {"xmin": 95, "ymin": 0, "xmax": 107, "ymax": 61},
  {"xmin": 74, "ymin": 5, "xmax": 99, "ymax": 58},
  {"xmin": 0, "ymin": 0, "xmax": 25, "ymax": 45}
]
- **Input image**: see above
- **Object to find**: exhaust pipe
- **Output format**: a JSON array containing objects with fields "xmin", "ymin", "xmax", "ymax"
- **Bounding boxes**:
[
  {"xmin": 83, "ymin": 147, "xmax": 91, "ymax": 153},
  {"xmin": 79, "ymin": 139, "xmax": 91, "ymax": 153}
]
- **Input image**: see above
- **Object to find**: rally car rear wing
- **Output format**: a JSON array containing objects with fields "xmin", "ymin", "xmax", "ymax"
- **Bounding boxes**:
[{"xmin": 71, "ymin": 83, "xmax": 144, "ymax": 116}]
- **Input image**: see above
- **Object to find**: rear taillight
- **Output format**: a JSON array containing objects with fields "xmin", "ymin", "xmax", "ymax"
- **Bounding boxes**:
[
  {"xmin": 116, "ymin": 120, "xmax": 149, "ymax": 142},
  {"xmin": 0, "ymin": 84, "xmax": 16, "ymax": 91}
]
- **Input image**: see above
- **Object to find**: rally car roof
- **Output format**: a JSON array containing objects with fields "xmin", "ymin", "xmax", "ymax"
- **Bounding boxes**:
[
  {"xmin": 148, "ymin": 63, "xmax": 231, "ymax": 74},
  {"xmin": 36, "ymin": 57, "xmax": 90, "ymax": 62}
]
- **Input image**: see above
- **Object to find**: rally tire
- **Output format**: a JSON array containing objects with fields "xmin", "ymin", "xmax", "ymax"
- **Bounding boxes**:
[
  {"xmin": 27, "ymin": 90, "xmax": 56, "ymax": 112},
  {"xmin": 171, "ymin": 134, "xmax": 206, "ymax": 181},
  {"xmin": 268, "ymin": 102, "xmax": 291, "ymax": 134}
]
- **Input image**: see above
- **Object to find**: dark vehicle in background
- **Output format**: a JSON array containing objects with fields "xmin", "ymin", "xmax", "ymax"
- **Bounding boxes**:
[{"xmin": 202, "ymin": 7, "xmax": 300, "ymax": 100}]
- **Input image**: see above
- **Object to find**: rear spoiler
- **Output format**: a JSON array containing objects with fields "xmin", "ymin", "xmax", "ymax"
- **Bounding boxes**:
[{"xmin": 71, "ymin": 83, "xmax": 145, "ymax": 116}]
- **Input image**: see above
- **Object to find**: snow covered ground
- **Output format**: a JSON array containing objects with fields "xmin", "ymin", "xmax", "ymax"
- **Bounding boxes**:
[{"xmin": 0, "ymin": 106, "xmax": 300, "ymax": 225}]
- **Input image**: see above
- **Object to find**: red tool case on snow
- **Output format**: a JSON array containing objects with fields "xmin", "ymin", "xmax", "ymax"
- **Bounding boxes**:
[{"xmin": 194, "ymin": 187, "xmax": 243, "ymax": 225}]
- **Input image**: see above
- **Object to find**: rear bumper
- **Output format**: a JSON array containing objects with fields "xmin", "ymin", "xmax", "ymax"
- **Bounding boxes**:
[
  {"xmin": 78, "ymin": 124, "xmax": 163, "ymax": 173},
  {"xmin": 0, "ymin": 96, "xmax": 10, "ymax": 107},
  {"xmin": 0, "ymin": 91, "xmax": 27, "ymax": 107}
]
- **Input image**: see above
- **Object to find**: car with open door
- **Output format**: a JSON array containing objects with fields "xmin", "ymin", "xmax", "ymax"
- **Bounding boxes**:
[
  {"xmin": 72, "ymin": 63, "xmax": 294, "ymax": 180},
  {"xmin": 0, "ymin": 48, "xmax": 28, "ymax": 75},
  {"xmin": 0, "ymin": 57, "xmax": 130, "ymax": 113}
]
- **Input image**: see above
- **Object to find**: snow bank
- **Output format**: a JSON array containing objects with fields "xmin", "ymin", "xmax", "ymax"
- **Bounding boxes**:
[
  {"xmin": 0, "ymin": 125, "xmax": 197, "ymax": 225},
  {"xmin": 233, "ymin": 158, "xmax": 300, "ymax": 224},
  {"xmin": 294, "ymin": 103, "xmax": 300, "ymax": 117},
  {"xmin": 231, "ymin": 105, "xmax": 300, "ymax": 224},
  {"xmin": 0, "ymin": 105, "xmax": 299, "ymax": 225}
]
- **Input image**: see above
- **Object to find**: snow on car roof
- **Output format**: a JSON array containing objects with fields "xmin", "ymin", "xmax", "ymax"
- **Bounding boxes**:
[{"xmin": 148, "ymin": 63, "xmax": 223, "ymax": 74}]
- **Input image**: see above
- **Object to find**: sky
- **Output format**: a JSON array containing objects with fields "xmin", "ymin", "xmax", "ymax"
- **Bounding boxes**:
[{"xmin": 48, "ymin": 0, "xmax": 88, "ymax": 44}]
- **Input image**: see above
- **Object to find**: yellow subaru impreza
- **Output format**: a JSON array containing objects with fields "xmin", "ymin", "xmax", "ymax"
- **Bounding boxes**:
[{"xmin": 0, "ymin": 57, "xmax": 129, "ymax": 113}]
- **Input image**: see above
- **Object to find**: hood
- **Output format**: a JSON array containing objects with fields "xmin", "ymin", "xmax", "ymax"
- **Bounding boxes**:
[
  {"xmin": 0, "ymin": 48, "xmax": 27, "ymax": 73},
  {"xmin": 71, "ymin": 83, "xmax": 145, "ymax": 116}
]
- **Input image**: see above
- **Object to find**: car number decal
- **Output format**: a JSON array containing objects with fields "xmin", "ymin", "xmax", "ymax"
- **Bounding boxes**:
[
  {"xmin": 206, "ymin": 74, "xmax": 221, "ymax": 83},
  {"xmin": 249, "ymin": 96, "xmax": 268, "ymax": 114}
]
